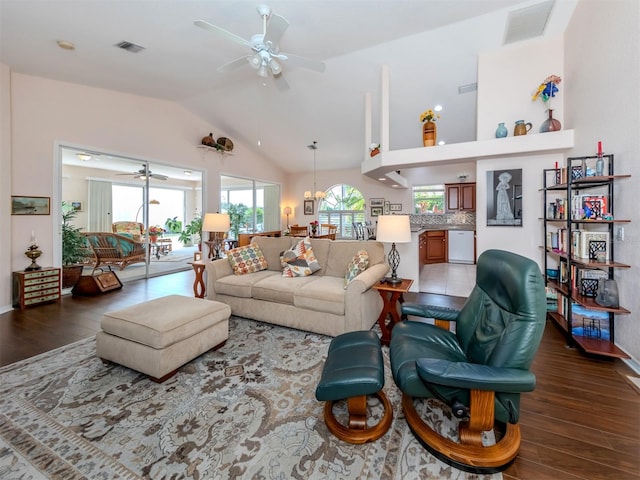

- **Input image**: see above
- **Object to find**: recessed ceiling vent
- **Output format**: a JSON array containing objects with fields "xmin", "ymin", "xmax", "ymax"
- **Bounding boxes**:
[
  {"xmin": 114, "ymin": 41, "xmax": 145, "ymax": 53},
  {"xmin": 503, "ymin": 0, "xmax": 554, "ymax": 45}
]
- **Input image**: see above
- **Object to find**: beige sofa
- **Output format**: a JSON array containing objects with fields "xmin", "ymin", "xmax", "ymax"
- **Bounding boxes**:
[{"xmin": 205, "ymin": 236, "xmax": 389, "ymax": 337}]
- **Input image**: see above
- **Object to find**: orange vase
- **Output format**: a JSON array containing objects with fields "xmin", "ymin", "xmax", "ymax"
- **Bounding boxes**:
[
  {"xmin": 422, "ymin": 121, "xmax": 437, "ymax": 147},
  {"xmin": 150, "ymin": 235, "xmax": 158, "ymax": 243}
]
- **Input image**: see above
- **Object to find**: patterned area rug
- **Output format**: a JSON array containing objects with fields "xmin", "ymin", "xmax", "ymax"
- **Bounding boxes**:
[{"xmin": 0, "ymin": 318, "xmax": 501, "ymax": 480}]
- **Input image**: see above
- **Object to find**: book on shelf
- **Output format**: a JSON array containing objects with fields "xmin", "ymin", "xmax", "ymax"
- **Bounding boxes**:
[
  {"xmin": 580, "ymin": 195, "xmax": 608, "ymax": 220},
  {"xmin": 575, "ymin": 231, "xmax": 609, "ymax": 260}
]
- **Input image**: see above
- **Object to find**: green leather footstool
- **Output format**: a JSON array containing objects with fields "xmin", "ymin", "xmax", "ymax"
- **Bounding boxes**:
[{"xmin": 315, "ymin": 330, "xmax": 392, "ymax": 444}]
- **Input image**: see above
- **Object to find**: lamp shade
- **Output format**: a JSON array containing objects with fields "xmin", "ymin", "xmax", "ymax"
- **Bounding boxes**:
[
  {"xmin": 283, "ymin": 206, "xmax": 292, "ymax": 215},
  {"xmin": 202, "ymin": 213, "xmax": 230, "ymax": 232},
  {"xmin": 375, "ymin": 215, "xmax": 411, "ymax": 244}
]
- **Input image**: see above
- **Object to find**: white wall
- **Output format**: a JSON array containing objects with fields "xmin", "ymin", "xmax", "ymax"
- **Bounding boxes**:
[
  {"xmin": 0, "ymin": 63, "xmax": 11, "ymax": 311},
  {"xmin": 4, "ymin": 72, "xmax": 286, "ymax": 311},
  {"xmin": 565, "ymin": 0, "xmax": 639, "ymax": 365}
]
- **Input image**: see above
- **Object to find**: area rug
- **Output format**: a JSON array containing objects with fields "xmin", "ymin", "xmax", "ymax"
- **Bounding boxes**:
[{"xmin": 0, "ymin": 318, "xmax": 501, "ymax": 480}]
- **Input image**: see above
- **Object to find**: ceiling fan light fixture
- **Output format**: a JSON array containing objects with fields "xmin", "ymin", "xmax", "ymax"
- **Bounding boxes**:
[
  {"xmin": 248, "ymin": 53, "xmax": 261, "ymax": 69},
  {"xmin": 257, "ymin": 64, "xmax": 268, "ymax": 78},
  {"xmin": 269, "ymin": 59, "xmax": 282, "ymax": 75}
]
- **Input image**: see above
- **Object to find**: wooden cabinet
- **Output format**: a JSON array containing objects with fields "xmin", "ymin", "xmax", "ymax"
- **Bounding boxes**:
[
  {"xmin": 419, "ymin": 231, "xmax": 427, "ymax": 268},
  {"xmin": 13, "ymin": 267, "xmax": 61, "ymax": 309},
  {"xmin": 425, "ymin": 230, "xmax": 447, "ymax": 264},
  {"xmin": 445, "ymin": 182, "xmax": 476, "ymax": 212}
]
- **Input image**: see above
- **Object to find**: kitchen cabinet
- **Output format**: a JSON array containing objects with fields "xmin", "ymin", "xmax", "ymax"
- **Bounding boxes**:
[
  {"xmin": 425, "ymin": 230, "xmax": 447, "ymax": 264},
  {"xmin": 445, "ymin": 182, "xmax": 476, "ymax": 212}
]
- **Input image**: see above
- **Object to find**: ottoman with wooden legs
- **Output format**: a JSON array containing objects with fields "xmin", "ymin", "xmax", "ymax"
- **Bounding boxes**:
[
  {"xmin": 96, "ymin": 294, "xmax": 230, "ymax": 382},
  {"xmin": 315, "ymin": 330, "xmax": 392, "ymax": 444}
]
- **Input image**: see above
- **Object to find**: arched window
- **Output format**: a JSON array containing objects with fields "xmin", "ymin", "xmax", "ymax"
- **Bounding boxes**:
[{"xmin": 317, "ymin": 184, "xmax": 365, "ymax": 238}]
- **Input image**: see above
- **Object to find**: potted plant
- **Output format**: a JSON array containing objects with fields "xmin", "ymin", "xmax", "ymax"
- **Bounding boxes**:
[
  {"xmin": 61, "ymin": 201, "xmax": 90, "ymax": 288},
  {"xmin": 178, "ymin": 214, "xmax": 203, "ymax": 247},
  {"xmin": 164, "ymin": 216, "xmax": 182, "ymax": 234}
]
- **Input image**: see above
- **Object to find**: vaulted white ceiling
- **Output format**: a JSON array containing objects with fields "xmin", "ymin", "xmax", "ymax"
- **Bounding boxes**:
[{"xmin": 0, "ymin": 0, "xmax": 574, "ymax": 173}]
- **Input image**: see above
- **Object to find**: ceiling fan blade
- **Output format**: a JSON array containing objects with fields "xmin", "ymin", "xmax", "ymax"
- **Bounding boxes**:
[
  {"xmin": 194, "ymin": 19, "xmax": 252, "ymax": 48},
  {"xmin": 273, "ymin": 73, "xmax": 289, "ymax": 91},
  {"xmin": 280, "ymin": 52, "xmax": 326, "ymax": 73},
  {"xmin": 217, "ymin": 55, "xmax": 250, "ymax": 73},
  {"xmin": 263, "ymin": 13, "xmax": 289, "ymax": 48},
  {"xmin": 151, "ymin": 174, "xmax": 168, "ymax": 181}
]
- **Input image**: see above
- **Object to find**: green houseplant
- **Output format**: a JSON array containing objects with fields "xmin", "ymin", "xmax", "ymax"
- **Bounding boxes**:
[
  {"xmin": 178, "ymin": 214, "xmax": 203, "ymax": 246},
  {"xmin": 61, "ymin": 201, "xmax": 90, "ymax": 288}
]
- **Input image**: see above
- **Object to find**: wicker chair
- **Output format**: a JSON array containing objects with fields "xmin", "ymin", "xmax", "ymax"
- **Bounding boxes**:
[{"xmin": 83, "ymin": 232, "xmax": 147, "ymax": 271}]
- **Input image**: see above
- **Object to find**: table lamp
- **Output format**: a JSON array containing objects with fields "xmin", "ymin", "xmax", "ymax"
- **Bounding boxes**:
[
  {"xmin": 375, "ymin": 215, "xmax": 411, "ymax": 285},
  {"xmin": 203, "ymin": 213, "xmax": 231, "ymax": 259},
  {"xmin": 283, "ymin": 206, "xmax": 292, "ymax": 229}
]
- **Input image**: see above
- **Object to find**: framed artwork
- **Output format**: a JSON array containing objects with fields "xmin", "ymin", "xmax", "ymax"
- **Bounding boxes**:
[
  {"xmin": 71, "ymin": 201, "xmax": 83, "ymax": 212},
  {"xmin": 370, "ymin": 206, "xmax": 383, "ymax": 217},
  {"xmin": 303, "ymin": 200, "xmax": 314, "ymax": 215},
  {"xmin": 384, "ymin": 201, "xmax": 390, "ymax": 215},
  {"xmin": 370, "ymin": 198, "xmax": 384, "ymax": 207},
  {"xmin": 11, "ymin": 196, "xmax": 51, "ymax": 215},
  {"xmin": 486, "ymin": 169, "xmax": 523, "ymax": 227},
  {"xmin": 390, "ymin": 203, "xmax": 402, "ymax": 212}
]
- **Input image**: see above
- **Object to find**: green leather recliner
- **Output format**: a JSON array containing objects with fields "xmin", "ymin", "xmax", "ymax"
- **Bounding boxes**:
[{"xmin": 390, "ymin": 249, "xmax": 546, "ymax": 473}]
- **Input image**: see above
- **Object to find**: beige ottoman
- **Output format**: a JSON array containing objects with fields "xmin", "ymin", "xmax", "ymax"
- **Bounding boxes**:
[{"xmin": 96, "ymin": 295, "xmax": 230, "ymax": 382}]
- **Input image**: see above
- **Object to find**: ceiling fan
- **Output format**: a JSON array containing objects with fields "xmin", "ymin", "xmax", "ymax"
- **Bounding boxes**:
[
  {"xmin": 117, "ymin": 165, "xmax": 168, "ymax": 181},
  {"xmin": 194, "ymin": 4, "xmax": 325, "ymax": 90}
]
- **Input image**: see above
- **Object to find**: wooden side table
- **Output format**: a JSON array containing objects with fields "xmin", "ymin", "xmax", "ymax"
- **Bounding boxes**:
[
  {"xmin": 372, "ymin": 278, "xmax": 413, "ymax": 346},
  {"xmin": 189, "ymin": 261, "xmax": 207, "ymax": 298}
]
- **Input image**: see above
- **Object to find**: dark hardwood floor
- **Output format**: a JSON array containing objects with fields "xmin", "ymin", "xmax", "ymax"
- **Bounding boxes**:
[{"xmin": 1, "ymin": 271, "xmax": 638, "ymax": 480}]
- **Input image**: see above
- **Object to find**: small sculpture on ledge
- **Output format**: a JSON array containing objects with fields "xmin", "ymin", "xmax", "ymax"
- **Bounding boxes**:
[
  {"xmin": 201, "ymin": 133, "xmax": 224, "ymax": 152},
  {"xmin": 369, "ymin": 143, "xmax": 380, "ymax": 157}
]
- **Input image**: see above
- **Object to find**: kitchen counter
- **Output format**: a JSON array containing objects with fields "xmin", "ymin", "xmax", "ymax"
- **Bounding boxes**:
[{"xmin": 411, "ymin": 224, "xmax": 475, "ymax": 232}]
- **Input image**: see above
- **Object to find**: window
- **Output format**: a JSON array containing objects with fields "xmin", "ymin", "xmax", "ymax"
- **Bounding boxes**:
[
  {"xmin": 317, "ymin": 184, "xmax": 365, "ymax": 238},
  {"xmin": 413, "ymin": 184, "xmax": 445, "ymax": 214},
  {"xmin": 220, "ymin": 175, "xmax": 280, "ymax": 240}
]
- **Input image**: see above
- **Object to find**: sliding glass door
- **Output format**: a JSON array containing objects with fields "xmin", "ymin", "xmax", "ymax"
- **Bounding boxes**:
[
  {"xmin": 60, "ymin": 146, "xmax": 203, "ymax": 282},
  {"xmin": 220, "ymin": 175, "xmax": 280, "ymax": 240}
]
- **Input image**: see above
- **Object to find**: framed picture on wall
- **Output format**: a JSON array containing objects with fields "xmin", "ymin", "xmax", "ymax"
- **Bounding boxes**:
[
  {"xmin": 303, "ymin": 200, "xmax": 314, "ymax": 215},
  {"xmin": 384, "ymin": 201, "xmax": 390, "ymax": 214},
  {"xmin": 390, "ymin": 203, "xmax": 402, "ymax": 212},
  {"xmin": 11, "ymin": 196, "xmax": 51, "ymax": 215},
  {"xmin": 71, "ymin": 201, "xmax": 83, "ymax": 212},
  {"xmin": 370, "ymin": 206, "xmax": 383, "ymax": 217},
  {"xmin": 370, "ymin": 198, "xmax": 384, "ymax": 207},
  {"xmin": 486, "ymin": 168, "xmax": 523, "ymax": 227}
]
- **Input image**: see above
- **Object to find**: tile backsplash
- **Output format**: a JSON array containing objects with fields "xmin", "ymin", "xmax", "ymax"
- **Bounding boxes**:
[{"xmin": 410, "ymin": 212, "xmax": 476, "ymax": 227}]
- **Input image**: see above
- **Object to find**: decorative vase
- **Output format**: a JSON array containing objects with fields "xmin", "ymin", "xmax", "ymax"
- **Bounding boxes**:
[
  {"xmin": 540, "ymin": 109, "xmax": 562, "ymax": 133},
  {"xmin": 422, "ymin": 121, "xmax": 437, "ymax": 147},
  {"xmin": 311, "ymin": 227, "xmax": 317, "ymax": 235},
  {"xmin": 495, "ymin": 122, "xmax": 508, "ymax": 138},
  {"xmin": 150, "ymin": 235, "xmax": 158, "ymax": 243}
]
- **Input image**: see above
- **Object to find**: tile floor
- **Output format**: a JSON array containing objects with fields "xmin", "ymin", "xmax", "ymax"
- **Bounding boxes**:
[{"xmin": 419, "ymin": 262, "xmax": 476, "ymax": 298}]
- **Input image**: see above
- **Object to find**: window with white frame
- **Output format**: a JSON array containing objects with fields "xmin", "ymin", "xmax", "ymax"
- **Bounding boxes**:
[
  {"xmin": 413, "ymin": 184, "xmax": 445, "ymax": 214},
  {"xmin": 317, "ymin": 184, "xmax": 365, "ymax": 238}
]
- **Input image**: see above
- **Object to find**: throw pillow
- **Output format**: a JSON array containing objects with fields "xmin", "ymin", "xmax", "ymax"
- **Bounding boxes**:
[
  {"xmin": 281, "ymin": 237, "xmax": 321, "ymax": 277},
  {"xmin": 344, "ymin": 250, "xmax": 369, "ymax": 288},
  {"xmin": 227, "ymin": 244, "xmax": 268, "ymax": 275}
]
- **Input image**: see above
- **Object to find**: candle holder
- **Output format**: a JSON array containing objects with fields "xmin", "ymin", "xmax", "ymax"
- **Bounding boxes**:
[{"xmin": 25, "ymin": 244, "xmax": 42, "ymax": 271}]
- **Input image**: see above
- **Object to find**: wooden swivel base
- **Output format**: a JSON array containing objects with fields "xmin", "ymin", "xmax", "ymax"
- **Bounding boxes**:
[
  {"xmin": 323, "ymin": 391, "xmax": 393, "ymax": 444},
  {"xmin": 402, "ymin": 393, "xmax": 521, "ymax": 474}
]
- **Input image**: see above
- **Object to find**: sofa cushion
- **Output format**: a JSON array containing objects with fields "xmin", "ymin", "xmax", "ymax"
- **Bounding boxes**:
[
  {"xmin": 281, "ymin": 237, "xmax": 321, "ymax": 277},
  {"xmin": 252, "ymin": 236, "xmax": 294, "ymax": 271},
  {"xmin": 295, "ymin": 276, "xmax": 347, "ymax": 315},
  {"xmin": 309, "ymin": 239, "xmax": 332, "ymax": 275},
  {"xmin": 215, "ymin": 270, "xmax": 279, "ymax": 298},
  {"xmin": 228, "ymin": 244, "xmax": 268, "ymax": 275},
  {"xmin": 345, "ymin": 250, "xmax": 369, "ymax": 288},
  {"xmin": 252, "ymin": 275, "xmax": 319, "ymax": 304}
]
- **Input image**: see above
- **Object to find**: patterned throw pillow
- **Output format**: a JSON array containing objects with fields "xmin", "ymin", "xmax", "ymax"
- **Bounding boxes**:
[
  {"xmin": 227, "ymin": 244, "xmax": 268, "ymax": 275},
  {"xmin": 344, "ymin": 250, "xmax": 369, "ymax": 288},
  {"xmin": 281, "ymin": 237, "xmax": 321, "ymax": 278}
]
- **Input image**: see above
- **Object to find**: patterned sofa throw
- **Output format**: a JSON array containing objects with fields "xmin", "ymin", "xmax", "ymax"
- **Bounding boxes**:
[
  {"xmin": 281, "ymin": 237, "xmax": 321, "ymax": 277},
  {"xmin": 228, "ymin": 244, "xmax": 268, "ymax": 275}
]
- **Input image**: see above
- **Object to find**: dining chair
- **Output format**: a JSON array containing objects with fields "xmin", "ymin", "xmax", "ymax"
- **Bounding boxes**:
[{"xmin": 289, "ymin": 225, "xmax": 309, "ymax": 236}]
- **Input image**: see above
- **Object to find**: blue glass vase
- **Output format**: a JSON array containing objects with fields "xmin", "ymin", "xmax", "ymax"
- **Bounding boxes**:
[{"xmin": 495, "ymin": 122, "xmax": 508, "ymax": 138}]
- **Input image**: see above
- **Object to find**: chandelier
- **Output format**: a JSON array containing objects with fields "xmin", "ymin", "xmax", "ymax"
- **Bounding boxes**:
[{"xmin": 304, "ymin": 141, "xmax": 326, "ymax": 200}]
